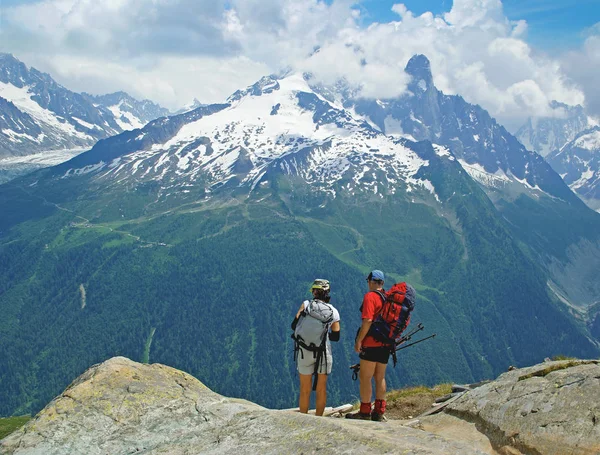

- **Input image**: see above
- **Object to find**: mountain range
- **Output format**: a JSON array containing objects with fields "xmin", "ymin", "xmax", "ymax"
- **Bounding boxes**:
[
  {"xmin": 0, "ymin": 53, "xmax": 169, "ymax": 159},
  {"xmin": 0, "ymin": 54, "xmax": 599, "ymax": 417},
  {"xmin": 547, "ymin": 126, "xmax": 600, "ymax": 212},
  {"xmin": 516, "ymin": 101, "xmax": 596, "ymax": 158},
  {"xmin": 516, "ymin": 101, "xmax": 600, "ymax": 213}
]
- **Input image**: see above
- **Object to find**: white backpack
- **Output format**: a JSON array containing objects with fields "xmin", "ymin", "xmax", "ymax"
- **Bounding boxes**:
[{"xmin": 293, "ymin": 299, "xmax": 334, "ymax": 350}]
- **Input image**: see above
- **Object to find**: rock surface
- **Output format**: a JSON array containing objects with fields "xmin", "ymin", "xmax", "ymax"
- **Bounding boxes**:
[
  {"xmin": 424, "ymin": 359, "xmax": 600, "ymax": 455},
  {"xmin": 1, "ymin": 357, "xmax": 486, "ymax": 455}
]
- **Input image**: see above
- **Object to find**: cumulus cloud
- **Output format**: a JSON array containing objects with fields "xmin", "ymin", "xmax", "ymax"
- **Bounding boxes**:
[
  {"xmin": 3, "ymin": 0, "xmax": 236, "ymax": 58},
  {"xmin": 0, "ymin": 0, "xmax": 593, "ymax": 129},
  {"xmin": 561, "ymin": 26, "xmax": 600, "ymax": 120},
  {"xmin": 293, "ymin": 0, "xmax": 585, "ymax": 130},
  {"xmin": 15, "ymin": 52, "xmax": 270, "ymax": 110}
]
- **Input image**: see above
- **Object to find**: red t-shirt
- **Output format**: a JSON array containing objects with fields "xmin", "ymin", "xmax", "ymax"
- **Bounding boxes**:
[{"xmin": 361, "ymin": 291, "xmax": 386, "ymax": 348}]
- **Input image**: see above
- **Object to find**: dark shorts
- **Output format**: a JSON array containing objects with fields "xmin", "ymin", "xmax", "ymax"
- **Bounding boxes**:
[{"xmin": 359, "ymin": 346, "xmax": 391, "ymax": 364}]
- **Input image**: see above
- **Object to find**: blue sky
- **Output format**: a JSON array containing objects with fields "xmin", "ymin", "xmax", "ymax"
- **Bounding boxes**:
[{"xmin": 357, "ymin": 0, "xmax": 600, "ymax": 50}]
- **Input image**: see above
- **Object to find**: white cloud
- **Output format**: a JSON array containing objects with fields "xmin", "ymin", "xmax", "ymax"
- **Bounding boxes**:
[
  {"xmin": 443, "ymin": 0, "xmax": 506, "ymax": 29},
  {"xmin": 561, "ymin": 28, "xmax": 600, "ymax": 120},
  {"xmin": 15, "ymin": 53, "xmax": 270, "ymax": 110},
  {"xmin": 0, "ymin": 0, "xmax": 594, "ymax": 129}
]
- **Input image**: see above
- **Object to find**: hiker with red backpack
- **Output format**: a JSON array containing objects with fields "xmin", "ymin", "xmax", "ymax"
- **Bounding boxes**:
[
  {"xmin": 291, "ymin": 279, "xmax": 341, "ymax": 416},
  {"xmin": 346, "ymin": 270, "xmax": 415, "ymax": 421}
]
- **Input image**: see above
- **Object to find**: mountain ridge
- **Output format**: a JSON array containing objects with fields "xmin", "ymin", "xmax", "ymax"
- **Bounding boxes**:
[
  {"xmin": 547, "ymin": 126, "xmax": 600, "ymax": 212},
  {"xmin": 0, "ymin": 53, "xmax": 169, "ymax": 160}
]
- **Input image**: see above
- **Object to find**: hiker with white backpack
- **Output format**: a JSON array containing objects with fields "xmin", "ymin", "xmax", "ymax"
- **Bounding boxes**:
[{"xmin": 291, "ymin": 279, "xmax": 341, "ymax": 416}]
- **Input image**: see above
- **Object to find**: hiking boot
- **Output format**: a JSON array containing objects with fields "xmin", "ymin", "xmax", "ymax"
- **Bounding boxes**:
[
  {"xmin": 345, "ymin": 411, "xmax": 371, "ymax": 420},
  {"xmin": 370, "ymin": 412, "xmax": 387, "ymax": 422}
]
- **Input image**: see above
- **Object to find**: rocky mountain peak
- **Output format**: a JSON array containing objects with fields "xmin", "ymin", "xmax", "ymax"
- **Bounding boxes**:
[
  {"xmin": 547, "ymin": 100, "xmax": 586, "ymax": 118},
  {"xmin": 227, "ymin": 75, "xmax": 281, "ymax": 103},
  {"xmin": 173, "ymin": 97, "xmax": 206, "ymax": 115},
  {"xmin": 405, "ymin": 54, "xmax": 434, "ymax": 92},
  {"xmin": 0, "ymin": 53, "xmax": 30, "ymax": 88}
]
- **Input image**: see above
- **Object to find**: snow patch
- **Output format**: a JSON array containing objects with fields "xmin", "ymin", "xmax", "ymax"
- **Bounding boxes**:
[
  {"xmin": 458, "ymin": 159, "xmax": 512, "ymax": 189},
  {"xmin": 72, "ymin": 117, "xmax": 98, "ymax": 130},
  {"xmin": 2, "ymin": 128, "xmax": 39, "ymax": 143},
  {"xmin": 433, "ymin": 144, "xmax": 454, "ymax": 160},
  {"xmin": 63, "ymin": 161, "xmax": 106, "ymax": 177},
  {"xmin": 0, "ymin": 82, "xmax": 92, "ymax": 140},
  {"xmin": 574, "ymin": 130, "xmax": 600, "ymax": 151},
  {"xmin": 108, "ymin": 101, "xmax": 145, "ymax": 130}
]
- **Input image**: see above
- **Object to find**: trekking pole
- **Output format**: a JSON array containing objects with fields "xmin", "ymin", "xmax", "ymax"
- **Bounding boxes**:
[
  {"xmin": 396, "ymin": 323, "xmax": 425, "ymax": 345},
  {"xmin": 401, "ymin": 322, "xmax": 425, "ymax": 340},
  {"xmin": 395, "ymin": 333, "xmax": 436, "ymax": 351}
]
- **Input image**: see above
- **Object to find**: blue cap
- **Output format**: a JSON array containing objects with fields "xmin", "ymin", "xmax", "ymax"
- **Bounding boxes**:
[{"xmin": 367, "ymin": 270, "xmax": 384, "ymax": 281}]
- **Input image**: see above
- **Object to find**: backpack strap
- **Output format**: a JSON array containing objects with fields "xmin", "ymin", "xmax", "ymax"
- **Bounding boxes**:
[
  {"xmin": 373, "ymin": 290, "xmax": 386, "ymax": 305},
  {"xmin": 359, "ymin": 290, "xmax": 386, "ymax": 313},
  {"xmin": 312, "ymin": 336, "xmax": 327, "ymax": 391},
  {"xmin": 366, "ymin": 290, "xmax": 386, "ymax": 317}
]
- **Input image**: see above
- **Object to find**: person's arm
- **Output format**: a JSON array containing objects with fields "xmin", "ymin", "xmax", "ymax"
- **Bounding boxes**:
[
  {"xmin": 329, "ymin": 321, "xmax": 340, "ymax": 342},
  {"xmin": 354, "ymin": 318, "xmax": 372, "ymax": 353},
  {"xmin": 291, "ymin": 302, "xmax": 306, "ymax": 330}
]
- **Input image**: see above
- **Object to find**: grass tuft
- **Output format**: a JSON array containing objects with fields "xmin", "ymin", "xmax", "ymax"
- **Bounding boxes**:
[
  {"xmin": 349, "ymin": 383, "xmax": 454, "ymax": 419},
  {"xmin": 0, "ymin": 415, "xmax": 30, "ymax": 440},
  {"xmin": 551, "ymin": 355, "xmax": 577, "ymax": 361}
]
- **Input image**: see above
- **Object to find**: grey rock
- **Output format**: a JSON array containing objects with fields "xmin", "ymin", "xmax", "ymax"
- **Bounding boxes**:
[
  {"xmin": 439, "ymin": 359, "xmax": 600, "ymax": 455},
  {"xmin": 1, "ymin": 357, "xmax": 486, "ymax": 455}
]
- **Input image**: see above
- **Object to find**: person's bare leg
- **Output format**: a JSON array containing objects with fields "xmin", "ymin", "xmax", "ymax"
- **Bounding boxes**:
[
  {"xmin": 315, "ymin": 373, "xmax": 328, "ymax": 416},
  {"xmin": 359, "ymin": 359, "xmax": 376, "ymax": 404},
  {"xmin": 299, "ymin": 374, "xmax": 312, "ymax": 413},
  {"xmin": 373, "ymin": 362, "xmax": 388, "ymax": 400}
]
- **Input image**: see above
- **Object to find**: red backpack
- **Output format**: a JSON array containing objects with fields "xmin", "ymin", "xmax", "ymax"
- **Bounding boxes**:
[{"xmin": 368, "ymin": 282, "xmax": 416, "ymax": 346}]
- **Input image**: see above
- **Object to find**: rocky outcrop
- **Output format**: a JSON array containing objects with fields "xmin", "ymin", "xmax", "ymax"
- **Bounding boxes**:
[
  {"xmin": 1, "ymin": 357, "xmax": 486, "ymax": 455},
  {"xmin": 423, "ymin": 359, "xmax": 600, "ymax": 455},
  {"xmin": 4, "ymin": 357, "xmax": 599, "ymax": 455}
]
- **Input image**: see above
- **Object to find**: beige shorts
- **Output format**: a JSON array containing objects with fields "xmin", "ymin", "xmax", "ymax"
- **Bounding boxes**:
[{"xmin": 297, "ymin": 347, "xmax": 333, "ymax": 375}]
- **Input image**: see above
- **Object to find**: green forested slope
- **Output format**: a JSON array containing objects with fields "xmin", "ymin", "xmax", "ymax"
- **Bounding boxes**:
[{"xmin": 0, "ymin": 143, "xmax": 597, "ymax": 416}]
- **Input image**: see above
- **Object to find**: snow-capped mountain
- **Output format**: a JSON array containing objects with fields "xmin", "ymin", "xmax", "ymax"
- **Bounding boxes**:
[
  {"xmin": 547, "ymin": 127, "xmax": 600, "ymax": 212},
  {"xmin": 336, "ymin": 55, "xmax": 579, "ymax": 206},
  {"xmin": 0, "ymin": 54, "xmax": 167, "ymax": 159},
  {"xmin": 54, "ymin": 56, "xmax": 581, "ymax": 211},
  {"xmin": 55, "ymin": 73, "xmax": 440, "ymax": 206},
  {"xmin": 84, "ymin": 91, "xmax": 169, "ymax": 131},
  {"xmin": 516, "ymin": 102, "xmax": 596, "ymax": 157},
  {"xmin": 172, "ymin": 98, "xmax": 206, "ymax": 115}
]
